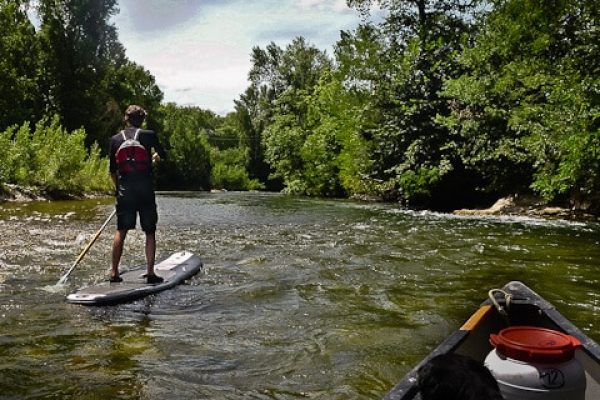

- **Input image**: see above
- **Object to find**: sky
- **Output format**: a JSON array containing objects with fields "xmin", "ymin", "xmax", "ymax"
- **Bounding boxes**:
[{"xmin": 112, "ymin": 0, "xmax": 377, "ymax": 115}]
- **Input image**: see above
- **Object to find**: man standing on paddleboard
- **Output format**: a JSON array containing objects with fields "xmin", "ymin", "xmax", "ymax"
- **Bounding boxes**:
[{"xmin": 109, "ymin": 105, "xmax": 167, "ymax": 284}]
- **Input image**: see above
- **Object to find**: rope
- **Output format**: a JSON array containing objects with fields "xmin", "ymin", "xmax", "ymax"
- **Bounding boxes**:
[{"xmin": 489, "ymin": 288, "xmax": 512, "ymax": 320}]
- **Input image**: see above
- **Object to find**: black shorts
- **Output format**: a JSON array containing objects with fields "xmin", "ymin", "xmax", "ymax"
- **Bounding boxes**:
[
  {"xmin": 115, "ymin": 179, "xmax": 157, "ymax": 233},
  {"xmin": 116, "ymin": 199, "xmax": 158, "ymax": 233}
]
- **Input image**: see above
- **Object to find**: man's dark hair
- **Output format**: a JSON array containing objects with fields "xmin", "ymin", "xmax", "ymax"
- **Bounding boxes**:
[
  {"xmin": 417, "ymin": 353, "xmax": 504, "ymax": 400},
  {"xmin": 124, "ymin": 105, "xmax": 147, "ymax": 127}
]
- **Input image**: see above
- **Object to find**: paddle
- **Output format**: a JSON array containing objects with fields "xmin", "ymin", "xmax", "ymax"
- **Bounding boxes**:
[{"xmin": 56, "ymin": 209, "xmax": 116, "ymax": 285}]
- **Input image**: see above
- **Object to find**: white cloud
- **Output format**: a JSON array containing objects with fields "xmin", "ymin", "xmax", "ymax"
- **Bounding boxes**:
[
  {"xmin": 297, "ymin": 0, "xmax": 351, "ymax": 12},
  {"xmin": 114, "ymin": 0, "xmax": 367, "ymax": 114}
]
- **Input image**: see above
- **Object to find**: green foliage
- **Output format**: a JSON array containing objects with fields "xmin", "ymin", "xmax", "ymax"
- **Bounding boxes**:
[
  {"xmin": 155, "ymin": 104, "xmax": 214, "ymax": 190},
  {"xmin": 259, "ymin": 69, "xmax": 372, "ymax": 197},
  {"xmin": 75, "ymin": 142, "xmax": 110, "ymax": 192},
  {"xmin": 7, "ymin": 123, "xmax": 35, "ymax": 184},
  {"xmin": 0, "ymin": 126, "xmax": 13, "ymax": 182},
  {"xmin": 238, "ymin": 37, "xmax": 334, "ymax": 192},
  {"xmin": 304, "ymin": 73, "xmax": 373, "ymax": 196},
  {"xmin": 0, "ymin": 117, "xmax": 112, "ymax": 193},
  {"xmin": 335, "ymin": 23, "xmax": 388, "ymax": 101},
  {"xmin": 234, "ymin": 86, "xmax": 274, "ymax": 186},
  {"xmin": 359, "ymin": 32, "xmax": 470, "ymax": 203},
  {"xmin": 166, "ymin": 125, "xmax": 212, "ymax": 190},
  {"xmin": 263, "ymin": 110, "xmax": 308, "ymax": 193},
  {"xmin": 525, "ymin": 75, "xmax": 600, "ymax": 200},
  {"xmin": 36, "ymin": 0, "xmax": 128, "ymax": 146},
  {"xmin": 442, "ymin": 0, "xmax": 600, "ymax": 206},
  {"xmin": 206, "ymin": 113, "xmax": 242, "ymax": 151},
  {"xmin": 210, "ymin": 147, "xmax": 264, "ymax": 191},
  {"xmin": 0, "ymin": 1, "xmax": 40, "ymax": 128},
  {"xmin": 252, "ymin": 38, "xmax": 339, "ymax": 195},
  {"xmin": 1, "ymin": 0, "xmax": 598, "ymax": 210}
]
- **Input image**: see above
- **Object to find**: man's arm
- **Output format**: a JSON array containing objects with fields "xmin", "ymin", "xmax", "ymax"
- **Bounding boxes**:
[
  {"xmin": 108, "ymin": 136, "xmax": 118, "ymax": 192},
  {"xmin": 151, "ymin": 131, "xmax": 167, "ymax": 162}
]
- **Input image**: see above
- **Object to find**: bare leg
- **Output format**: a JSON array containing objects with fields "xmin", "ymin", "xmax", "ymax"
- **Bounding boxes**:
[
  {"xmin": 111, "ymin": 229, "xmax": 128, "ymax": 278},
  {"xmin": 145, "ymin": 231, "xmax": 156, "ymax": 276}
]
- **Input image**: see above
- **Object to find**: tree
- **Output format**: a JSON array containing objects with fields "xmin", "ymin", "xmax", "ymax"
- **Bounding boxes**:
[
  {"xmin": 102, "ymin": 61, "xmax": 164, "ymax": 142},
  {"xmin": 256, "ymin": 38, "xmax": 333, "ymax": 193},
  {"xmin": 346, "ymin": 0, "xmax": 484, "ymax": 208},
  {"xmin": 0, "ymin": 0, "xmax": 40, "ymax": 129},
  {"xmin": 234, "ymin": 88, "xmax": 273, "ymax": 185},
  {"xmin": 36, "ymin": 0, "xmax": 126, "ymax": 146},
  {"xmin": 235, "ymin": 43, "xmax": 285, "ymax": 186},
  {"xmin": 302, "ymin": 72, "xmax": 372, "ymax": 196},
  {"xmin": 442, "ymin": 0, "xmax": 600, "ymax": 209},
  {"xmin": 156, "ymin": 104, "xmax": 213, "ymax": 190},
  {"xmin": 347, "ymin": 1, "xmax": 481, "ymax": 43},
  {"xmin": 335, "ymin": 23, "xmax": 386, "ymax": 94},
  {"xmin": 237, "ymin": 37, "xmax": 333, "ymax": 192}
]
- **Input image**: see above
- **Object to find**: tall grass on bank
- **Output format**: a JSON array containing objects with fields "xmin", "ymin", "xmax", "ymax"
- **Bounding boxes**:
[{"xmin": 0, "ymin": 116, "xmax": 112, "ymax": 195}]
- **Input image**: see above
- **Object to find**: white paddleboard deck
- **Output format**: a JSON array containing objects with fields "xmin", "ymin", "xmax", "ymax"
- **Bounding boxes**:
[{"xmin": 66, "ymin": 251, "xmax": 202, "ymax": 306}]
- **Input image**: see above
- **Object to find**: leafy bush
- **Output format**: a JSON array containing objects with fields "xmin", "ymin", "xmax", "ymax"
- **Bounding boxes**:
[
  {"xmin": 210, "ymin": 147, "xmax": 264, "ymax": 191},
  {"xmin": 0, "ymin": 116, "xmax": 112, "ymax": 194},
  {"xmin": 165, "ymin": 125, "xmax": 212, "ymax": 190}
]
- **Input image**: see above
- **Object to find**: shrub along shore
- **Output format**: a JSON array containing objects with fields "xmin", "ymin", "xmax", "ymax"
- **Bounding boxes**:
[
  {"xmin": 0, "ymin": 116, "xmax": 597, "ymax": 222},
  {"xmin": 0, "ymin": 117, "xmax": 112, "ymax": 199},
  {"xmin": 3, "ymin": 2, "xmax": 599, "ymax": 215}
]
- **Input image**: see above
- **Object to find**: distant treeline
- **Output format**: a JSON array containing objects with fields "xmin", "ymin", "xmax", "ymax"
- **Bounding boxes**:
[{"xmin": 1, "ymin": 1, "xmax": 598, "ymax": 212}]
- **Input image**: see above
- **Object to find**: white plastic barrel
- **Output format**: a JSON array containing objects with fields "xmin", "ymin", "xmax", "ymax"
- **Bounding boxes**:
[{"xmin": 484, "ymin": 326, "xmax": 586, "ymax": 400}]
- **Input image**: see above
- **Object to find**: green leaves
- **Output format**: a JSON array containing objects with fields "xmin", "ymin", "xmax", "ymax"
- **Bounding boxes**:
[
  {"xmin": 155, "ymin": 104, "xmax": 264, "ymax": 192},
  {"xmin": 0, "ymin": 1, "xmax": 40, "ymax": 128},
  {"xmin": 3, "ymin": 0, "xmax": 596, "ymax": 208},
  {"xmin": 0, "ymin": 117, "xmax": 111, "ymax": 193},
  {"xmin": 155, "ymin": 105, "xmax": 213, "ymax": 190},
  {"xmin": 443, "ymin": 0, "xmax": 600, "ymax": 206},
  {"xmin": 210, "ymin": 147, "xmax": 264, "ymax": 191},
  {"xmin": 0, "ymin": 0, "xmax": 164, "ymax": 152}
]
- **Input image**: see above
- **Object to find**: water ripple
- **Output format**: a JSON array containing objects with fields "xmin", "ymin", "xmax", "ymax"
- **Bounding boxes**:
[{"xmin": 0, "ymin": 192, "xmax": 598, "ymax": 399}]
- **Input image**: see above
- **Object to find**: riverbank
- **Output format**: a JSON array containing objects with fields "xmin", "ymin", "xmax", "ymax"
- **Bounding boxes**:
[
  {"xmin": 453, "ymin": 194, "xmax": 599, "ymax": 222},
  {"xmin": 2, "ymin": 183, "xmax": 598, "ymax": 223},
  {"xmin": 0, "ymin": 183, "xmax": 107, "ymax": 203}
]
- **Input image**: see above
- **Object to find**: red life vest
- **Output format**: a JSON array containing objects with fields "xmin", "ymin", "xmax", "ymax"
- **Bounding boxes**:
[{"xmin": 115, "ymin": 129, "xmax": 150, "ymax": 174}]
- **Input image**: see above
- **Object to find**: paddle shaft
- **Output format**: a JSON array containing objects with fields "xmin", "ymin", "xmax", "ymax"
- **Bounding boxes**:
[{"xmin": 57, "ymin": 209, "xmax": 116, "ymax": 285}]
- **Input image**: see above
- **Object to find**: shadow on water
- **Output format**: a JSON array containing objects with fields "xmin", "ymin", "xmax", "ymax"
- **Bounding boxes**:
[{"xmin": 0, "ymin": 191, "xmax": 599, "ymax": 399}]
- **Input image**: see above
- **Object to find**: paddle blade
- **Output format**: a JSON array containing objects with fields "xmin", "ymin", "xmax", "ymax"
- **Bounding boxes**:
[
  {"xmin": 56, "ymin": 274, "xmax": 69, "ymax": 285},
  {"xmin": 40, "ymin": 283, "xmax": 66, "ymax": 293}
]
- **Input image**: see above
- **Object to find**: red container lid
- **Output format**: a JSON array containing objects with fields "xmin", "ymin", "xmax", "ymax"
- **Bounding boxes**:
[{"xmin": 490, "ymin": 326, "xmax": 582, "ymax": 363}]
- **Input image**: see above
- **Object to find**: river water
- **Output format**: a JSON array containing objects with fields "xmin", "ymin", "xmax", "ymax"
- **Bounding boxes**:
[{"xmin": 0, "ymin": 191, "xmax": 598, "ymax": 399}]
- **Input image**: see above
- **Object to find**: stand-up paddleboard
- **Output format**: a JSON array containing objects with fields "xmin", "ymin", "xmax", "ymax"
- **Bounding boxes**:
[{"xmin": 66, "ymin": 251, "xmax": 202, "ymax": 306}]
